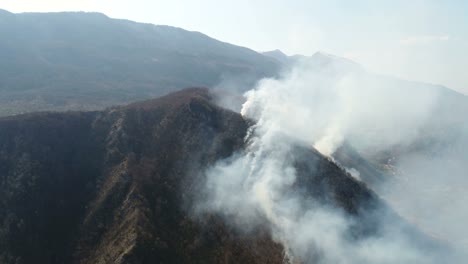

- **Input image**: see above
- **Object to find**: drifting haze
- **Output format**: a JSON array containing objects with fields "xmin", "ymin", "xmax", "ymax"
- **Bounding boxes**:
[{"xmin": 197, "ymin": 57, "xmax": 468, "ymax": 262}]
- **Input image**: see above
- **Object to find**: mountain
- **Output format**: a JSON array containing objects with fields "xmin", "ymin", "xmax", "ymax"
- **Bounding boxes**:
[
  {"xmin": 0, "ymin": 88, "xmax": 278, "ymax": 263},
  {"xmin": 262, "ymin": 49, "xmax": 467, "ymax": 170},
  {"xmin": 1, "ymin": 9, "xmax": 465, "ymax": 261},
  {"xmin": 0, "ymin": 9, "xmax": 280, "ymax": 116},
  {"xmin": 261, "ymin": 49, "xmax": 290, "ymax": 64},
  {"xmin": 0, "ymin": 88, "xmax": 440, "ymax": 263},
  {"xmin": 262, "ymin": 50, "xmax": 365, "ymax": 73}
]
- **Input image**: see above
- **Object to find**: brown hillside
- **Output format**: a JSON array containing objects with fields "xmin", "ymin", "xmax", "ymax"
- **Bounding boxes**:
[{"xmin": 0, "ymin": 88, "xmax": 437, "ymax": 264}]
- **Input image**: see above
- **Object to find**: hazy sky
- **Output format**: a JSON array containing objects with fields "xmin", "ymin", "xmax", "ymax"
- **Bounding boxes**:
[{"xmin": 2, "ymin": 0, "xmax": 468, "ymax": 94}]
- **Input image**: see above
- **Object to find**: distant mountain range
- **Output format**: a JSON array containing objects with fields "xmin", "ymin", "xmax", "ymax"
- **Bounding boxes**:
[
  {"xmin": 1, "ymin": 8, "xmax": 466, "ymax": 120},
  {"xmin": 0, "ymin": 9, "xmax": 280, "ymax": 116},
  {"xmin": 262, "ymin": 49, "xmax": 364, "ymax": 71}
]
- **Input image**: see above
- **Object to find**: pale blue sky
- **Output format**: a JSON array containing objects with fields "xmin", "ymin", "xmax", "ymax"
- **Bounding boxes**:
[{"xmin": 2, "ymin": 0, "xmax": 468, "ymax": 94}]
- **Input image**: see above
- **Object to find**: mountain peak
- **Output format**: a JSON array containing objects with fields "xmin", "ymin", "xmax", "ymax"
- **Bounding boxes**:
[
  {"xmin": 262, "ymin": 49, "xmax": 290, "ymax": 64},
  {"xmin": 264, "ymin": 49, "xmax": 287, "ymax": 56},
  {"xmin": 312, "ymin": 50, "xmax": 334, "ymax": 57},
  {"xmin": 308, "ymin": 51, "xmax": 364, "ymax": 71},
  {"xmin": 311, "ymin": 51, "xmax": 349, "ymax": 62},
  {"xmin": 0, "ymin": 9, "xmax": 13, "ymax": 16}
]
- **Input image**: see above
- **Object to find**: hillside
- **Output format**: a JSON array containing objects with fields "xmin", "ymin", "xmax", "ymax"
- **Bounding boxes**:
[
  {"xmin": 0, "ymin": 9, "xmax": 280, "ymax": 116},
  {"xmin": 0, "ymin": 88, "xmax": 441, "ymax": 264}
]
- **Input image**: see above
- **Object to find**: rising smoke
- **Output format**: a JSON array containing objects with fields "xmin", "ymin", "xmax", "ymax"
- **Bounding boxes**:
[{"xmin": 196, "ymin": 54, "xmax": 467, "ymax": 263}]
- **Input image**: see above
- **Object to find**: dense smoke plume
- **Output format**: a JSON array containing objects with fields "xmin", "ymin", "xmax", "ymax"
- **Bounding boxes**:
[{"xmin": 196, "ymin": 55, "xmax": 467, "ymax": 263}]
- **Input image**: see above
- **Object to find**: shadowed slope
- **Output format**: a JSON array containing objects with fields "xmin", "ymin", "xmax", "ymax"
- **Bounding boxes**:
[
  {"xmin": 0, "ymin": 88, "xmax": 442, "ymax": 263},
  {"xmin": 0, "ymin": 88, "xmax": 283, "ymax": 263}
]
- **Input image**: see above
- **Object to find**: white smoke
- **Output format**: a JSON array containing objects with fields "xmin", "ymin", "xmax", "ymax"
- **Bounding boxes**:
[
  {"xmin": 197, "ymin": 56, "xmax": 466, "ymax": 263},
  {"xmin": 380, "ymin": 134, "xmax": 468, "ymax": 255}
]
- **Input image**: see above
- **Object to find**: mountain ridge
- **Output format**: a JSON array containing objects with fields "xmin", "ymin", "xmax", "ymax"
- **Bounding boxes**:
[
  {"xmin": 0, "ymin": 87, "xmax": 440, "ymax": 263},
  {"xmin": 0, "ymin": 88, "xmax": 282, "ymax": 263},
  {"xmin": 0, "ymin": 10, "xmax": 280, "ymax": 116}
]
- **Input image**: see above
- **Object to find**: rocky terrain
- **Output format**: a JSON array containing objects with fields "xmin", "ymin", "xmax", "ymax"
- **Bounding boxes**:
[{"xmin": 0, "ymin": 88, "xmax": 433, "ymax": 264}]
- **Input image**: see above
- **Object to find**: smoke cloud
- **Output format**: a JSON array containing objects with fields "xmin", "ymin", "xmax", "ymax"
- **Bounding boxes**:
[{"xmin": 196, "ymin": 55, "xmax": 467, "ymax": 263}]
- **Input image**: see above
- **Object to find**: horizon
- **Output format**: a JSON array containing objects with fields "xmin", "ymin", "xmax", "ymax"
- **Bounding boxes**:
[{"xmin": 1, "ymin": 1, "xmax": 468, "ymax": 95}]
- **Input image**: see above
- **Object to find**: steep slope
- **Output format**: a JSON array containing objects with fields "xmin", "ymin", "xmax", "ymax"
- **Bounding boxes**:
[
  {"xmin": 0, "ymin": 88, "xmax": 442, "ymax": 263},
  {"xmin": 0, "ymin": 88, "xmax": 284, "ymax": 263},
  {"xmin": 0, "ymin": 9, "xmax": 279, "ymax": 116},
  {"xmin": 0, "ymin": 111, "xmax": 102, "ymax": 263}
]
